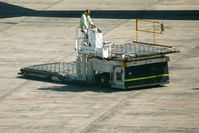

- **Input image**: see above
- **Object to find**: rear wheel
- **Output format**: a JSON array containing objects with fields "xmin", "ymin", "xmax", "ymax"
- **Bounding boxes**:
[
  {"xmin": 100, "ymin": 74, "xmax": 110, "ymax": 87},
  {"xmin": 94, "ymin": 73, "xmax": 110, "ymax": 87}
]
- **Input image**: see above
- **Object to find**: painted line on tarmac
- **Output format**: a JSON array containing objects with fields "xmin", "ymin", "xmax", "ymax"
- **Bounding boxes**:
[
  {"xmin": 80, "ymin": 91, "xmax": 140, "ymax": 133},
  {"xmin": 2, "ymin": 98, "xmax": 199, "ymax": 105}
]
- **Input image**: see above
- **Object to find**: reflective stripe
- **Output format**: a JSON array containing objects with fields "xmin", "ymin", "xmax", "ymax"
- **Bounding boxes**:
[
  {"xmin": 80, "ymin": 14, "xmax": 84, "ymax": 28},
  {"xmin": 86, "ymin": 15, "xmax": 93, "ymax": 25},
  {"xmin": 125, "ymin": 74, "xmax": 169, "ymax": 82},
  {"xmin": 86, "ymin": 15, "xmax": 90, "ymax": 21}
]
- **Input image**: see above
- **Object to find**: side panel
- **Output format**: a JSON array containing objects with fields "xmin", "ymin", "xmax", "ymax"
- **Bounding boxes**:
[
  {"xmin": 91, "ymin": 58, "xmax": 115, "ymax": 73},
  {"xmin": 110, "ymin": 67, "xmax": 126, "ymax": 89},
  {"xmin": 125, "ymin": 62, "xmax": 169, "ymax": 88},
  {"xmin": 113, "ymin": 67, "xmax": 124, "ymax": 86}
]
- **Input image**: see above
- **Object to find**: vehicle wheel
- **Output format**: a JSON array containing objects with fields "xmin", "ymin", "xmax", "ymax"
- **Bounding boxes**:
[
  {"xmin": 100, "ymin": 76, "xmax": 105, "ymax": 85},
  {"xmin": 100, "ymin": 75, "xmax": 110, "ymax": 87}
]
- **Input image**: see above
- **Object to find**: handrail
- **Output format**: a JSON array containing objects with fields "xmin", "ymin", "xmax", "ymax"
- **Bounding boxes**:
[{"xmin": 135, "ymin": 19, "xmax": 164, "ymax": 44}]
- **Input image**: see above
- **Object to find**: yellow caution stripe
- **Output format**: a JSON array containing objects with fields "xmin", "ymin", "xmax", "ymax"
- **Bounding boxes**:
[{"xmin": 125, "ymin": 74, "xmax": 169, "ymax": 82}]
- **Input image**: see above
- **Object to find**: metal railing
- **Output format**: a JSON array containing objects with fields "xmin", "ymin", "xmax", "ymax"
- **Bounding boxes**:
[
  {"xmin": 135, "ymin": 19, "xmax": 164, "ymax": 44},
  {"xmin": 76, "ymin": 27, "xmax": 104, "ymax": 53}
]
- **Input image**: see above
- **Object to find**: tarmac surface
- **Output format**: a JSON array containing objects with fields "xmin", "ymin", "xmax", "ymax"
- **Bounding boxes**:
[{"xmin": 0, "ymin": 0, "xmax": 199, "ymax": 133}]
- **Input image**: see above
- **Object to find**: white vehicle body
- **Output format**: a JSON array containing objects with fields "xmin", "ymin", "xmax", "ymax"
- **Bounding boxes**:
[{"xmin": 19, "ymin": 26, "xmax": 178, "ymax": 89}]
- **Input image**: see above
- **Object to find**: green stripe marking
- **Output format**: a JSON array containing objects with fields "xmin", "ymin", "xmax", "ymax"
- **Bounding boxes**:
[{"xmin": 125, "ymin": 74, "xmax": 169, "ymax": 82}]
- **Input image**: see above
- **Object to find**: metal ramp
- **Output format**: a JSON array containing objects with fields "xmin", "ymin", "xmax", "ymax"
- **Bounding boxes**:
[
  {"xmin": 19, "ymin": 62, "xmax": 82, "ymax": 82},
  {"xmin": 24, "ymin": 62, "xmax": 76, "ymax": 76},
  {"xmin": 19, "ymin": 58, "xmax": 93, "ymax": 83}
]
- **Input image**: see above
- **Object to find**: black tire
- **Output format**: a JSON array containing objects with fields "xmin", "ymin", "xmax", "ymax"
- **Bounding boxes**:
[{"xmin": 100, "ymin": 75, "xmax": 110, "ymax": 87}]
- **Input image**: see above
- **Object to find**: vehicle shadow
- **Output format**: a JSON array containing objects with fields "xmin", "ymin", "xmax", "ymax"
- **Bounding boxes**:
[
  {"xmin": 18, "ymin": 76, "xmax": 121, "ymax": 93},
  {"xmin": 1, "ymin": 2, "xmax": 199, "ymax": 20},
  {"xmin": 37, "ymin": 85, "xmax": 122, "ymax": 93},
  {"xmin": 192, "ymin": 88, "xmax": 199, "ymax": 90},
  {"xmin": 37, "ymin": 84, "xmax": 165, "ymax": 93},
  {"xmin": 18, "ymin": 76, "xmax": 165, "ymax": 93}
]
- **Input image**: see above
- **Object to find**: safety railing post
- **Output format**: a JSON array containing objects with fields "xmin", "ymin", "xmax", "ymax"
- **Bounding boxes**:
[
  {"xmin": 153, "ymin": 22, "xmax": 155, "ymax": 44},
  {"xmin": 136, "ymin": 19, "xmax": 138, "ymax": 42}
]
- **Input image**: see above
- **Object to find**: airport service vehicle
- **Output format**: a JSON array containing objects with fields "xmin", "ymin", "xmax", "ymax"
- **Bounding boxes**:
[{"xmin": 19, "ymin": 19, "xmax": 179, "ymax": 89}]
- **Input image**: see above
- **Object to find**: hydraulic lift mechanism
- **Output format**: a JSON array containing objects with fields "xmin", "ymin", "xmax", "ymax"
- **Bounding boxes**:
[{"xmin": 19, "ymin": 19, "xmax": 179, "ymax": 89}]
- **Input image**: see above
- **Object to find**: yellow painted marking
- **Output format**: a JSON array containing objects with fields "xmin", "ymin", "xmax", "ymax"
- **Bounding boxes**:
[{"xmin": 125, "ymin": 74, "xmax": 169, "ymax": 82}]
